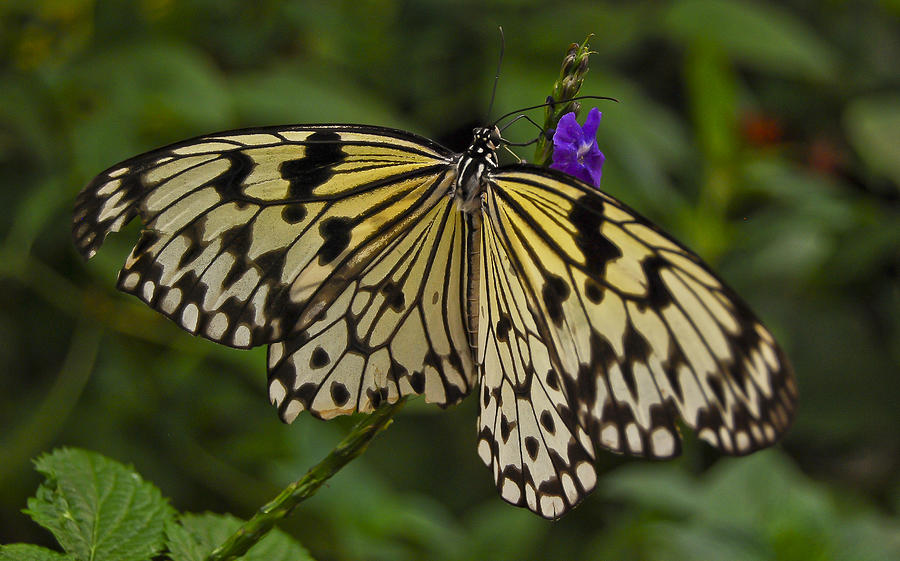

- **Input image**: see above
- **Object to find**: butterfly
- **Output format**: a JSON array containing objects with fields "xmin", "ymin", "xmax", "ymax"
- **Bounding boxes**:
[{"xmin": 72, "ymin": 112, "xmax": 796, "ymax": 518}]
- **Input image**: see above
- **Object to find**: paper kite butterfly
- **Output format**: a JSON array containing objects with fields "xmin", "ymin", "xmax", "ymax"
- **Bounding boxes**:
[{"xmin": 72, "ymin": 111, "xmax": 796, "ymax": 518}]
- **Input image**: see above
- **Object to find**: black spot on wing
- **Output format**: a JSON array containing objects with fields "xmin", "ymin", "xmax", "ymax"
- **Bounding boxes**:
[
  {"xmin": 707, "ymin": 374, "xmax": 726, "ymax": 406},
  {"xmin": 381, "ymin": 281, "xmax": 405, "ymax": 312},
  {"xmin": 310, "ymin": 346, "xmax": 330, "ymax": 369},
  {"xmin": 410, "ymin": 370, "xmax": 426, "ymax": 394},
  {"xmin": 280, "ymin": 131, "xmax": 345, "ymax": 199},
  {"xmin": 641, "ymin": 255, "xmax": 672, "ymax": 309},
  {"xmin": 319, "ymin": 217, "xmax": 353, "ymax": 264},
  {"xmin": 495, "ymin": 314, "xmax": 511, "ymax": 342},
  {"xmin": 541, "ymin": 274, "xmax": 570, "ymax": 326},
  {"xmin": 214, "ymin": 152, "xmax": 255, "ymax": 200},
  {"xmin": 545, "ymin": 371, "xmax": 559, "ymax": 391},
  {"xmin": 622, "ymin": 329, "xmax": 651, "ymax": 399},
  {"xmin": 524, "ymin": 436, "xmax": 539, "ymax": 460},
  {"xmin": 254, "ymin": 246, "xmax": 288, "ymax": 279},
  {"xmin": 389, "ymin": 360, "xmax": 407, "ymax": 385},
  {"xmin": 570, "ymin": 196, "xmax": 622, "ymax": 276},
  {"xmin": 585, "ymin": 279, "xmax": 603, "ymax": 303},
  {"xmin": 295, "ymin": 383, "xmax": 318, "ymax": 406},
  {"xmin": 662, "ymin": 337, "xmax": 687, "ymax": 402},
  {"xmin": 539, "ymin": 411, "xmax": 556, "ymax": 434},
  {"xmin": 500, "ymin": 416, "xmax": 513, "ymax": 442},
  {"xmin": 281, "ymin": 204, "xmax": 307, "ymax": 224},
  {"xmin": 330, "ymin": 382, "xmax": 350, "ymax": 406}
]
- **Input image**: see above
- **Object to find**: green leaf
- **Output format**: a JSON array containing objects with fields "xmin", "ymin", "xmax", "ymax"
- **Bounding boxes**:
[
  {"xmin": 663, "ymin": 0, "xmax": 839, "ymax": 81},
  {"xmin": 844, "ymin": 95, "xmax": 900, "ymax": 190},
  {"xmin": 166, "ymin": 513, "xmax": 314, "ymax": 561},
  {"xmin": 24, "ymin": 448, "xmax": 175, "ymax": 561},
  {"xmin": 0, "ymin": 544, "xmax": 76, "ymax": 561},
  {"xmin": 598, "ymin": 451, "xmax": 900, "ymax": 561},
  {"xmin": 685, "ymin": 39, "xmax": 737, "ymax": 169},
  {"xmin": 601, "ymin": 464, "xmax": 700, "ymax": 517}
]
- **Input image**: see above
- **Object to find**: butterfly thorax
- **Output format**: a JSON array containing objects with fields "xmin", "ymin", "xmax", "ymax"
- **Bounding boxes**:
[{"xmin": 454, "ymin": 126, "xmax": 500, "ymax": 213}]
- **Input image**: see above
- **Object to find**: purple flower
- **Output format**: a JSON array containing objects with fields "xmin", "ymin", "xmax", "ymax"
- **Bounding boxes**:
[{"xmin": 550, "ymin": 108, "xmax": 605, "ymax": 187}]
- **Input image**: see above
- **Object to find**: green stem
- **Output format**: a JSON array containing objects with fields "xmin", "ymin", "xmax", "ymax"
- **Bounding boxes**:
[{"xmin": 205, "ymin": 398, "xmax": 407, "ymax": 561}]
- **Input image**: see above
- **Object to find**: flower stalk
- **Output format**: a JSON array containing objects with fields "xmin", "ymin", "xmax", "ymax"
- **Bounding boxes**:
[{"xmin": 534, "ymin": 36, "xmax": 594, "ymax": 166}]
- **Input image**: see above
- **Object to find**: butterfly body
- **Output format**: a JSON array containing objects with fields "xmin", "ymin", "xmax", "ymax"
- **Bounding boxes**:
[{"xmin": 74, "ymin": 121, "xmax": 796, "ymax": 518}]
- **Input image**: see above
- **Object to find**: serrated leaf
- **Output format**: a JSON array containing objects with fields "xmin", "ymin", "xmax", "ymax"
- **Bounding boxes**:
[
  {"xmin": 166, "ymin": 513, "xmax": 314, "ymax": 561},
  {"xmin": 24, "ymin": 448, "xmax": 175, "ymax": 561},
  {"xmin": 0, "ymin": 544, "xmax": 77, "ymax": 561}
]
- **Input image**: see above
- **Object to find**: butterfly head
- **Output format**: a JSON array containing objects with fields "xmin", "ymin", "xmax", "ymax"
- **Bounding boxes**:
[
  {"xmin": 469, "ymin": 126, "xmax": 502, "ymax": 159},
  {"xmin": 453, "ymin": 126, "xmax": 502, "ymax": 213}
]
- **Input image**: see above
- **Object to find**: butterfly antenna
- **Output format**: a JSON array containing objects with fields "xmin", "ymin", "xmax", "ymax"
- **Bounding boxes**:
[
  {"xmin": 491, "ymin": 95, "xmax": 619, "ymax": 128},
  {"xmin": 486, "ymin": 26, "xmax": 505, "ymax": 122},
  {"xmin": 499, "ymin": 113, "xmax": 544, "ymax": 134}
]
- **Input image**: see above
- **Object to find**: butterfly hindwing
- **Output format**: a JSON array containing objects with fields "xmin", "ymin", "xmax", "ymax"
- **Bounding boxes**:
[
  {"xmin": 477, "ymin": 210, "xmax": 599, "ymax": 518},
  {"xmin": 267, "ymin": 183, "xmax": 477, "ymax": 421},
  {"xmin": 477, "ymin": 165, "xmax": 795, "ymax": 514}
]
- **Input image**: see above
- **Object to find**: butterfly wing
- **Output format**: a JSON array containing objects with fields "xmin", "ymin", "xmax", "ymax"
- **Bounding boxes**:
[
  {"xmin": 73, "ymin": 125, "xmax": 477, "ymax": 419},
  {"xmin": 478, "ymin": 211, "xmax": 598, "ymax": 518},
  {"xmin": 267, "ymin": 185, "xmax": 478, "ymax": 421},
  {"xmin": 478, "ymin": 165, "xmax": 796, "ymax": 517}
]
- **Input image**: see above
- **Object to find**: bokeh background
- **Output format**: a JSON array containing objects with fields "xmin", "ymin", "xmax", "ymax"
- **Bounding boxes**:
[{"xmin": 2, "ymin": 1, "xmax": 899, "ymax": 559}]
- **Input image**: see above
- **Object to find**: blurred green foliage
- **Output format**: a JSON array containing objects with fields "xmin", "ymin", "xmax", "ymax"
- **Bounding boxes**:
[{"xmin": 1, "ymin": 1, "xmax": 898, "ymax": 560}]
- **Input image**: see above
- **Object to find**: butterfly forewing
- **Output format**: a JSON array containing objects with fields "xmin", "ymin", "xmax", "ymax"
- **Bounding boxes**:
[{"xmin": 73, "ymin": 125, "xmax": 454, "ymax": 348}]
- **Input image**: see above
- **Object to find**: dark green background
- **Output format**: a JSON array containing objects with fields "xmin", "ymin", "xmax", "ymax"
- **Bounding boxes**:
[{"xmin": 2, "ymin": 1, "xmax": 898, "ymax": 560}]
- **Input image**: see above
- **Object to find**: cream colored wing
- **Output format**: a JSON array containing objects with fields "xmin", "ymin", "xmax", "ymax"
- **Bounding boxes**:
[
  {"xmin": 477, "ymin": 165, "xmax": 796, "ymax": 516},
  {"xmin": 478, "ymin": 208, "xmax": 598, "ymax": 519},
  {"xmin": 73, "ymin": 125, "xmax": 476, "ymax": 418},
  {"xmin": 267, "ymin": 194, "xmax": 477, "ymax": 421}
]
